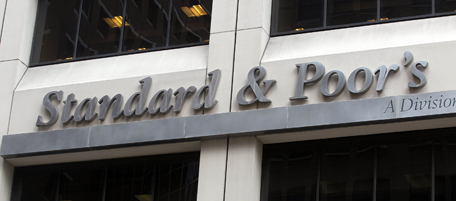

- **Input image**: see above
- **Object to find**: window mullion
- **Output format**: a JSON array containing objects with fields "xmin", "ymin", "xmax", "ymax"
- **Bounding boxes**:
[
  {"xmin": 166, "ymin": 0, "xmax": 174, "ymax": 47},
  {"xmin": 377, "ymin": 0, "xmax": 380, "ymax": 21},
  {"xmin": 73, "ymin": 0, "xmax": 84, "ymax": 59},
  {"xmin": 373, "ymin": 144, "xmax": 377, "ymax": 201},
  {"xmin": 432, "ymin": 0, "xmax": 435, "ymax": 14},
  {"xmin": 101, "ymin": 165, "xmax": 108, "ymax": 201},
  {"xmin": 119, "ymin": 0, "xmax": 128, "ymax": 53},
  {"xmin": 432, "ymin": 140, "xmax": 435, "ymax": 201},
  {"xmin": 323, "ymin": 0, "xmax": 327, "ymax": 27},
  {"xmin": 316, "ymin": 150, "xmax": 321, "ymax": 201},
  {"xmin": 55, "ymin": 172, "xmax": 61, "ymax": 201},
  {"xmin": 151, "ymin": 165, "xmax": 158, "ymax": 201}
]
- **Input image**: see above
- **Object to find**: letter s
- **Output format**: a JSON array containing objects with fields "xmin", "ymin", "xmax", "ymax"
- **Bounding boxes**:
[
  {"xmin": 36, "ymin": 91, "xmax": 63, "ymax": 126},
  {"xmin": 408, "ymin": 61, "xmax": 428, "ymax": 88}
]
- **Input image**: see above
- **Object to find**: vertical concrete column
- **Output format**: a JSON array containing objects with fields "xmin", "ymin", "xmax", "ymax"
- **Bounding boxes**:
[
  {"xmin": 231, "ymin": 0, "xmax": 272, "ymax": 112},
  {"xmin": 205, "ymin": 0, "xmax": 238, "ymax": 114},
  {"xmin": 0, "ymin": 60, "xmax": 28, "ymax": 201},
  {"xmin": 0, "ymin": 147, "xmax": 14, "ymax": 201},
  {"xmin": 0, "ymin": 0, "xmax": 7, "ymax": 40},
  {"xmin": 225, "ymin": 136, "xmax": 263, "ymax": 201},
  {"xmin": 197, "ymin": 139, "xmax": 228, "ymax": 201},
  {"xmin": 0, "ymin": 0, "xmax": 27, "ymax": 200},
  {"xmin": 0, "ymin": 0, "xmax": 38, "ymax": 64}
]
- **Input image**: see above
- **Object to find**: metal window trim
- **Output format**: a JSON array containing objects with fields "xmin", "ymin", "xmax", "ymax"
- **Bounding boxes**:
[
  {"xmin": 270, "ymin": 0, "xmax": 456, "ymax": 37},
  {"xmin": 29, "ymin": 0, "xmax": 211, "ymax": 67}
]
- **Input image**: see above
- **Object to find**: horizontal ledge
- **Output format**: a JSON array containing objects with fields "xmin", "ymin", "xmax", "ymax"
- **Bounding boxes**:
[{"xmin": 3, "ymin": 90, "xmax": 456, "ymax": 158}]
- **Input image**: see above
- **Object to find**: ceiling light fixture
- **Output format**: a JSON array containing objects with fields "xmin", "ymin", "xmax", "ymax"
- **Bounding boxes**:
[
  {"xmin": 103, "ymin": 16, "xmax": 129, "ymax": 28},
  {"xmin": 181, "ymin": 5, "xmax": 208, "ymax": 17}
]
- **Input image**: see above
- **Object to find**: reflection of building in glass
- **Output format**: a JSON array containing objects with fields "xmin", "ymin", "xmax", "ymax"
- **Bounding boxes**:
[{"xmin": 32, "ymin": 0, "xmax": 212, "ymax": 65}]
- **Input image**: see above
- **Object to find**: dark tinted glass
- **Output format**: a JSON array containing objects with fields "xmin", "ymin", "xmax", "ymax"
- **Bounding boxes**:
[
  {"xmin": 31, "ymin": 0, "xmax": 80, "ymax": 64},
  {"xmin": 168, "ymin": 0, "xmax": 212, "ymax": 46},
  {"xmin": 261, "ymin": 129, "xmax": 456, "ymax": 201},
  {"xmin": 327, "ymin": 0, "xmax": 377, "ymax": 26},
  {"xmin": 272, "ymin": 0, "xmax": 454, "ymax": 35},
  {"xmin": 266, "ymin": 150, "xmax": 318, "ymax": 201},
  {"xmin": 320, "ymin": 145, "xmax": 374, "ymax": 201},
  {"xmin": 76, "ymin": 0, "xmax": 125, "ymax": 57},
  {"xmin": 156, "ymin": 162, "xmax": 199, "ymax": 201},
  {"xmin": 435, "ymin": 137, "xmax": 456, "ymax": 201},
  {"xmin": 376, "ymin": 138, "xmax": 432, "ymax": 201},
  {"xmin": 272, "ymin": 0, "xmax": 324, "ymax": 33},
  {"xmin": 58, "ymin": 165, "xmax": 105, "ymax": 201},
  {"xmin": 12, "ymin": 153, "xmax": 200, "ymax": 201},
  {"xmin": 105, "ymin": 164, "xmax": 155, "ymax": 201},
  {"xmin": 122, "ymin": 0, "xmax": 169, "ymax": 51},
  {"xmin": 19, "ymin": 171, "xmax": 59, "ymax": 201},
  {"xmin": 32, "ymin": 0, "xmax": 212, "ymax": 64},
  {"xmin": 435, "ymin": 0, "xmax": 456, "ymax": 13},
  {"xmin": 380, "ymin": 0, "xmax": 432, "ymax": 20}
]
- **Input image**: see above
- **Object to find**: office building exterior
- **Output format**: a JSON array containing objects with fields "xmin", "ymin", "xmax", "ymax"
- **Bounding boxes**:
[{"xmin": 1, "ymin": 0, "xmax": 456, "ymax": 200}]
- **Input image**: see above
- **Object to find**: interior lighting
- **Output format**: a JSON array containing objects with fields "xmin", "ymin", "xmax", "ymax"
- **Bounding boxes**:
[
  {"xmin": 295, "ymin": 28, "xmax": 304, "ymax": 31},
  {"xmin": 367, "ymin": 19, "xmax": 375, "ymax": 22},
  {"xmin": 134, "ymin": 194, "xmax": 151, "ymax": 201},
  {"xmin": 380, "ymin": 18, "xmax": 388, "ymax": 20},
  {"xmin": 181, "ymin": 5, "xmax": 208, "ymax": 17},
  {"xmin": 103, "ymin": 16, "xmax": 129, "ymax": 28},
  {"xmin": 128, "ymin": 48, "xmax": 146, "ymax": 51}
]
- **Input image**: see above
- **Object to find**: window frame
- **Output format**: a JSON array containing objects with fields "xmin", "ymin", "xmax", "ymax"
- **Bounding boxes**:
[
  {"xmin": 271, "ymin": 0, "xmax": 456, "ymax": 36},
  {"xmin": 29, "ymin": 0, "xmax": 211, "ymax": 67},
  {"xmin": 10, "ymin": 152, "xmax": 201, "ymax": 201},
  {"xmin": 260, "ymin": 127, "xmax": 456, "ymax": 201}
]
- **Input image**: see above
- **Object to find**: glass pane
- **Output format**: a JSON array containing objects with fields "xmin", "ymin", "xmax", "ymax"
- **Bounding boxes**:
[
  {"xmin": 267, "ymin": 151, "xmax": 318, "ymax": 201},
  {"xmin": 380, "ymin": 0, "xmax": 432, "ymax": 20},
  {"xmin": 31, "ymin": 0, "xmax": 79, "ymax": 64},
  {"xmin": 320, "ymin": 145, "xmax": 374, "ymax": 201},
  {"xmin": 376, "ymin": 138, "xmax": 432, "ymax": 201},
  {"xmin": 105, "ymin": 164, "xmax": 155, "ymax": 201},
  {"xmin": 121, "ymin": 0, "xmax": 169, "ymax": 52},
  {"xmin": 327, "ymin": 0, "xmax": 377, "ymax": 26},
  {"xmin": 19, "ymin": 171, "xmax": 59, "ymax": 201},
  {"xmin": 272, "ymin": 0, "xmax": 324, "ymax": 33},
  {"xmin": 435, "ymin": 0, "xmax": 456, "ymax": 13},
  {"xmin": 58, "ymin": 166, "xmax": 105, "ymax": 201},
  {"xmin": 435, "ymin": 136, "xmax": 456, "ymax": 201},
  {"xmin": 76, "ymin": 0, "xmax": 124, "ymax": 57},
  {"xmin": 168, "ymin": 0, "xmax": 212, "ymax": 46},
  {"xmin": 156, "ymin": 162, "xmax": 199, "ymax": 201}
]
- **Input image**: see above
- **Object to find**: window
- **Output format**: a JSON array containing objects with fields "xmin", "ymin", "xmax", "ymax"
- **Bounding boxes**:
[
  {"xmin": 11, "ymin": 152, "xmax": 200, "ymax": 201},
  {"xmin": 271, "ymin": 0, "xmax": 456, "ymax": 35},
  {"xmin": 261, "ymin": 128, "xmax": 456, "ymax": 201},
  {"xmin": 31, "ymin": 0, "xmax": 212, "ymax": 65}
]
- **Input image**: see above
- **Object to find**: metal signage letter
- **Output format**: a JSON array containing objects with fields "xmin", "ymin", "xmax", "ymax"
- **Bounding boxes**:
[
  {"xmin": 290, "ymin": 62, "xmax": 325, "ymax": 101},
  {"xmin": 237, "ymin": 66, "xmax": 276, "ymax": 105},
  {"xmin": 36, "ymin": 91, "xmax": 63, "ymax": 126}
]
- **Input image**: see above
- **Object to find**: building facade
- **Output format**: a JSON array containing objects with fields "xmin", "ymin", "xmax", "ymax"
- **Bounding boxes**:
[{"xmin": 1, "ymin": 0, "xmax": 456, "ymax": 200}]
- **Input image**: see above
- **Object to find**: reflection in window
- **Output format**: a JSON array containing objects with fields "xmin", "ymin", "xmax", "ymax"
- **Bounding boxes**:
[
  {"xmin": 320, "ymin": 145, "xmax": 374, "ymax": 201},
  {"xmin": 11, "ymin": 153, "xmax": 199, "ymax": 201},
  {"xmin": 262, "ymin": 128, "xmax": 456, "ymax": 201},
  {"xmin": 272, "ymin": 0, "xmax": 456, "ymax": 34},
  {"xmin": 31, "ymin": 0, "xmax": 212, "ymax": 65},
  {"xmin": 327, "ymin": 0, "xmax": 377, "ymax": 26},
  {"xmin": 376, "ymin": 139, "xmax": 432, "ymax": 201}
]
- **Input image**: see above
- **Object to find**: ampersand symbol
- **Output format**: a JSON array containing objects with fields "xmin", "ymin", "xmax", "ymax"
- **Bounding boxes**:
[{"xmin": 237, "ymin": 66, "xmax": 276, "ymax": 105}]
